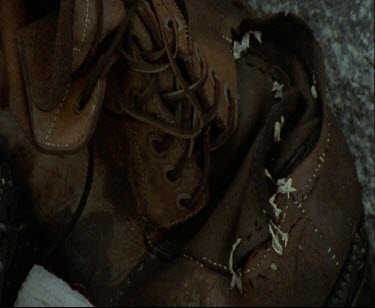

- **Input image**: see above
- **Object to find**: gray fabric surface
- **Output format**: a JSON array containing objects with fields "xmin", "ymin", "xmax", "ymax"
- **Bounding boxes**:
[{"xmin": 246, "ymin": 0, "xmax": 374, "ymax": 262}]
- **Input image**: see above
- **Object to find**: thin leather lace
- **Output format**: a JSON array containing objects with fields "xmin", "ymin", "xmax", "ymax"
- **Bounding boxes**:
[
  {"xmin": 111, "ymin": 0, "xmax": 221, "ymax": 210},
  {"xmin": 76, "ymin": 0, "xmax": 237, "ymax": 210}
]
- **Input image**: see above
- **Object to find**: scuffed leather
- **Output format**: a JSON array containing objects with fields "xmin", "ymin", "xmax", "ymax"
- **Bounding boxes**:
[
  {"xmin": 119, "ymin": 11, "xmax": 363, "ymax": 308},
  {"xmin": 0, "ymin": 1, "xmax": 363, "ymax": 306},
  {"xmin": 12, "ymin": 0, "xmax": 126, "ymax": 153}
]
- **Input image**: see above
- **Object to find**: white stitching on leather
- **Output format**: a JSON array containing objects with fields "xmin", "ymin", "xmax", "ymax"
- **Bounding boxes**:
[
  {"xmin": 73, "ymin": 0, "xmax": 90, "ymax": 53},
  {"xmin": 302, "ymin": 125, "xmax": 331, "ymax": 191},
  {"xmin": 44, "ymin": 81, "xmax": 101, "ymax": 148},
  {"xmin": 244, "ymin": 248, "xmax": 271, "ymax": 274},
  {"xmin": 180, "ymin": 119, "xmax": 333, "ymax": 275},
  {"xmin": 162, "ymin": 194, "xmax": 207, "ymax": 228},
  {"xmin": 243, "ymin": 198, "xmax": 291, "ymax": 275},
  {"xmin": 80, "ymin": 0, "xmax": 90, "ymax": 50},
  {"xmin": 295, "ymin": 201, "xmax": 339, "ymax": 266},
  {"xmin": 201, "ymin": 256, "xmax": 228, "ymax": 270},
  {"xmin": 44, "ymin": 83, "xmax": 71, "ymax": 146},
  {"xmin": 181, "ymin": 253, "xmax": 230, "ymax": 271},
  {"xmin": 144, "ymin": 228, "xmax": 169, "ymax": 258},
  {"xmin": 44, "ymin": 142, "xmax": 70, "ymax": 147},
  {"xmin": 221, "ymin": 35, "xmax": 233, "ymax": 44},
  {"xmin": 182, "ymin": 254, "xmax": 206, "ymax": 269},
  {"xmin": 136, "ymin": 121, "xmax": 336, "ymax": 276},
  {"xmin": 240, "ymin": 118, "xmax": 335, "ymax": 276},
  {"xmin": 179, "ymin": 113, "xmax": 335, "ymax": 282}
]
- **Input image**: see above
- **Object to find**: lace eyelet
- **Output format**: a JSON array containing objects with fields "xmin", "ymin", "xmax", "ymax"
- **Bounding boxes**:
[
  {"xmin": 148, "ymin": 133, "xmax": 166, "ymax": 158},
  {"xmin": 74, "ymin": 96, "xmax": 84, "ymax": 114},
  {"xmin": 163, "ymin": 165, "xmax": 181, "ymax": 186},
  {"xmin": 176, "ymin": 193, "xmax": 193, "ymax": 210},
  {"xmin": 224, "ymin": 83, "xmax": 231, "ymax": 103},
  {"xmin": 164, "ymin": 16, "xmax": 183, "ymax": 33}
]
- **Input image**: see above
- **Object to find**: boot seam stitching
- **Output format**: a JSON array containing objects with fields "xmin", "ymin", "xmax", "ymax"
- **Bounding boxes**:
[
  {"xmin": 43, "ymin": 80, "xmax": 101, "ymax": 148},
  {"xmin": 74, "ymin": 0, "xmax": 91, "ymax": 53},
  {"xmin": 44, "ymin": 83, "xmax": 72, "ymax": 147},
  {"xmin": 80, "ymin": 0, "xmax": 91, "ymax": 50},
  {"xmin": 244, "ymin": 121, "xmax": 335, "ymax": 276}
]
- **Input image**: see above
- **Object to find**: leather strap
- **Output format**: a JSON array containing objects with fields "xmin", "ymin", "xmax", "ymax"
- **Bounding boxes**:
[{"xmin": 18, "ymin": 0, "xmax": 75, "ymax": 112}]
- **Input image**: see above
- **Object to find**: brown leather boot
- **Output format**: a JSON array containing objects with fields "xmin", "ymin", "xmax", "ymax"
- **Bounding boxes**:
[
  {"xmin": 106, "ymin": 4, "xmax": 365, "ymax": 306},
  {"xmin": 0, "ymin": 0, "xmax": 367, "ymax": 306}
]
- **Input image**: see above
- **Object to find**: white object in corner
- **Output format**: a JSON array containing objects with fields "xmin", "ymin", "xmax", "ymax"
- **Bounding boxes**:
[{"xmin": 14, "ymin": 265, "xmax": 93, "ymax": 307}]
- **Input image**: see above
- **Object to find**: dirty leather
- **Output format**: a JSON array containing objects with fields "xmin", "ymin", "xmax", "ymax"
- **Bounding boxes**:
[{"xmin": 0, "ymin": 0, "xmax": 364, "ymax": 306}]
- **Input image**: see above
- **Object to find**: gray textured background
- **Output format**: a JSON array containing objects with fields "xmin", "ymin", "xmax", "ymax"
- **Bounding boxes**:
[{"xmin": 246, "ymin": 0, "xmax": 374, "ymax": 252}]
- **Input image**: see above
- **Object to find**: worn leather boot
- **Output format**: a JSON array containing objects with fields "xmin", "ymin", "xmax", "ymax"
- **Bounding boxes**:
[
  {"xmin": 107, "ymin": 3, "xmax": 365, "ymax": 306},
  {"xmin": 0, "ymin": 0, "xmax": 368, "ymax": 306}
]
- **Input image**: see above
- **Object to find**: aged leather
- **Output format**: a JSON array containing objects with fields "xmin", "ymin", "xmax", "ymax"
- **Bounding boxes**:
[
  {"xmin": 116, "ymin": 12, "xmax": 363, "ymax": 307},
  {"xmin": 0, "ymin": 0, "xmax": 31, "ymax": 135},
  {"xmin": 0, "ymin": 0, "xmax": 365, "ymax": 306},
  {"xmin": 1, "ymin": 0, "xmax": 126, "ymax": 153},
  {"xmin": 105, "ymin": 0, "xmax": 246, "ymax": 229}
]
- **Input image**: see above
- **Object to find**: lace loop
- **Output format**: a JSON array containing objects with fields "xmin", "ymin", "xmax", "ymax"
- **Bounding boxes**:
[{"xmin": 75, "ymin": 0, "xmax": 238, "ymax": 212}]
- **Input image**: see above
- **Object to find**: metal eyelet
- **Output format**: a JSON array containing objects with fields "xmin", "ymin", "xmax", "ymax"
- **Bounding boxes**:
[
  {"xmin": 148, "ymin": 133, "xmax": 166, "ymax": 158},
  {"xmin": 163, "ymin": 165, "xmax": 181, "ymax": 186},
  {"xmin": 164, "ymin": 16, "xmax": 183, "ymax": 33},
  {"xmin": 175, "ymin": 193, "xmax": 193, "ymax": 210},
  {"xmin": 73, "ymin": 96, "xmax": 84, "ymax": 114}
]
